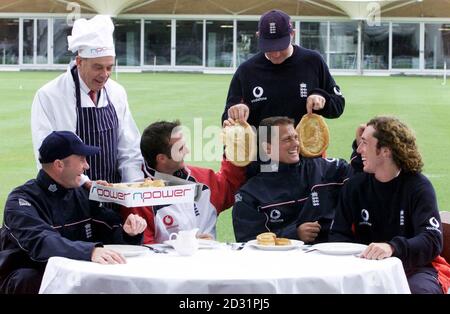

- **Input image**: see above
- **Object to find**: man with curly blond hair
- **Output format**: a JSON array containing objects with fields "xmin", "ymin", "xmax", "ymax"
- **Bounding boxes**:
[{"xmin": 331, "ymin": 116, "xmax": 450, "ymax": 294}]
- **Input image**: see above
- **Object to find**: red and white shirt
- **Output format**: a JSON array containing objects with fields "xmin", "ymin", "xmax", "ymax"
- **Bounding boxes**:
[{"xmin": 121, "ymin": 159, "xmax": 246, "ymax": 243}]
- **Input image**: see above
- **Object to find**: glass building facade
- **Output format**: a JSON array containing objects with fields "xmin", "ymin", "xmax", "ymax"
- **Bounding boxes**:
[
  {"xmin": 176, "ymin": 20, "xmax": 203, "ymax": 66},
  {"xmin": 299, "ymin": 22, "xmax": 328, "ymax": 61},
  {"xmin": 362, "ymin": 22, "xmax": 389, "ymax": 70},
  {"xmin": 0, "ymin": 19, "xmax": 19, "ymax": 65},
  {"xmin": 392, "ymin": 23, "xmax": 420, "ymax": 69},
  {"xmin": 1, "ymin": 16, "xmax": 450, "ymax": 74},
  {"xmin": 144, "ymin": 19, "xmax": 171, "ymax": 66}
]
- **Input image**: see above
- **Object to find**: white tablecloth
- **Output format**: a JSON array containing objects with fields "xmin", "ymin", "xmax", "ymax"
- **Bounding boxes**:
[{"xmin": 39, "ymin": 246, "xmax": 411, "ymax": 294}]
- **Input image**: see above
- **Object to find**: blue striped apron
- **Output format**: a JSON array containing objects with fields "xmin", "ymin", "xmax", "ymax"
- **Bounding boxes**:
[{"xmin": 70, "ymin": 66, "xmax": 121, "ymax": 183}]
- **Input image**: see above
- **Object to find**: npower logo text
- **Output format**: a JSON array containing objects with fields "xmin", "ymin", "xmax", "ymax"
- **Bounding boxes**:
[{"xmin": 91, "ymin": 186, "xmax": 192, "ymax": 203}]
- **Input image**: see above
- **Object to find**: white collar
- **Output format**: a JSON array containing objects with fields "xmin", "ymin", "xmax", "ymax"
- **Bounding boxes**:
[
  {"xmin": 77, "ymin": 72, "xmax": 91, "ymax": 95},
  {"xmin": 143, "ymin": 160, "xmax": 191, "ymax": 182}
]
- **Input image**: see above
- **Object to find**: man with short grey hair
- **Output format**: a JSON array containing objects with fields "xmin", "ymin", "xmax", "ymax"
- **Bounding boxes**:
[{"xmin": 31, "ymin": 15, "xmax": 143, "ymax": 188}]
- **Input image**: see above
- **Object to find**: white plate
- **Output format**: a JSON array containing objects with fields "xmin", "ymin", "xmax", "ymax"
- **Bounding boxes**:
[
  {"xmin": 247, "ymin": 239, "xmax": 304, "ymax": 251},
  {"xmin": 311, "ymin": 242, "xmax": 368, "ymax": 255},
  {"xmin": 103, "ymin": 245, "xmax": 148, "ymax": 257},
  {"xmin": 163, "ymin": 239, "xmax": 221, "ymax": 249}
]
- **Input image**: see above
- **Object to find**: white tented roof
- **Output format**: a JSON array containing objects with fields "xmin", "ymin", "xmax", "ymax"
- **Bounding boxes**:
[
  {"xmin": 77, "ymin": 0, "xmax": 419, "ymax": 17},
  {"xmin": 0, "ymin": 0, "xmax": 446, "ymax": 18},
  {"xmin": 323, "ymin": 0, "xmax": 411, "ymax": 19},
  {"xmin": 78, "ymin": 0, "xmax": 142, "ymax": 16}
]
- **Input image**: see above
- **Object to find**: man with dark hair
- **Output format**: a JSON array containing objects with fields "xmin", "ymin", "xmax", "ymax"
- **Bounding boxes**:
[
  {"xmin": 330, "ymin": 116, "xmax": 450, "ymax": 294},
  {"xmin": 222, "ymin": 9, "xmax": 345, "ymax": 127},
  {"xmin": 0, "ymin": 131, "xmax": 146, "ymax": 294},
  {"xmin": 232, "ymin": 116, "xmax": 359, "ymax": 243},
  {"xmin": 122, "ymin": 120, "xmax": 246, "ymax": 243},
  {"xmin": 139, "ymin": 120, "xmax": 181, "ymax": 170}
]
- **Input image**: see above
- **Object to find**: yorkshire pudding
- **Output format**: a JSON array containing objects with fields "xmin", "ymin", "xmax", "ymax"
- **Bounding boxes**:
[
  {"xmin": 256, "ymin": 232, "xmax": 293, "ymax": 246},
  {"xmin": 223, "ymin": 121, "xmax": 257, "ymax": 167},
  {"xmin": 275, "ymin": 238, "xmax": 292, "ymax": 246},
  {"xmin": 296, "ymin": 114, "xmax": 329, "ymax": 158},
  {"xmin": 256, "ymin": 232, "xmax": 276, "ymax": 246}
]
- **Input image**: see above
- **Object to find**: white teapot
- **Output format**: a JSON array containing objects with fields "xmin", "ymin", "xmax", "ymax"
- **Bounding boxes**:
[{"xmin": 169, "ymin": 228, "xmax": 199, "ymax": 256}]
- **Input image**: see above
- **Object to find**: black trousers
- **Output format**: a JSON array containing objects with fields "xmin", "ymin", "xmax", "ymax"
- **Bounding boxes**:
[
  {"xmin": 407, "ymin": 267, "xmax": 443, "ymax": 294},
  {"xmin": 0, "ymin": 268, "xmax": 44, "ymax": 294}
]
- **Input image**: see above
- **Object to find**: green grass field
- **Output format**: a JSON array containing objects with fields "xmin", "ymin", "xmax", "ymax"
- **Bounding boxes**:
[{"xmin": 1, "ymin": 72, "xmax": 449, "ymax": 242}]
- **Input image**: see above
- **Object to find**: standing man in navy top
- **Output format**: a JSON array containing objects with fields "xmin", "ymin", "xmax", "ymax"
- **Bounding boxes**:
[
  {"xmin": 0, "ymin": 131, "xmax": 146, "ymax": 294},
  {"xmin": 222, "ymin": 9, "xmax": 345, "ymax": 127},
  {"xmin": 330, "ymin": 116, "xmax": 449, "ymax": 294},
  {"xmin": 31, "ymin": 15, "xmax": 143, "ymax": 188}
]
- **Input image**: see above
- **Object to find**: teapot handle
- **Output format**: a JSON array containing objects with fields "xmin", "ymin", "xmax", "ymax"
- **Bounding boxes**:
[{"xmin": 169, "ymin": 233, "xmax": 178, "ymax": 241}]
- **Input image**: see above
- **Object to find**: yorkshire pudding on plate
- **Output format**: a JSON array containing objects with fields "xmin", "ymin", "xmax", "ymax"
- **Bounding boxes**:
[
  {"xmin": 256, "ymin": 232, "xmax": 292, "ymax": 246},
  {"xmin": 256, "ymin": 232, "xmax": 276, "ymax": 246}
]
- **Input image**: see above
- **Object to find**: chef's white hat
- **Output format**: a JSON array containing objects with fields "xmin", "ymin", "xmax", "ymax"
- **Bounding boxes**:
[{"xmin": 67, "ymin": 15, "xmax": 116, "ymax": 58}]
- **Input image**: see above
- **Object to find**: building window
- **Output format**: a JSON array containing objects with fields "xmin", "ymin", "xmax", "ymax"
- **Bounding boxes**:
[
  {"xmin": 144, "ymin": 20, "xmax": 171, "ymax": 66},
  {"xmin": 23, "ymin": 19, "xmax": 34, "ymax": 64},
  {"xmin": 23, "ymin": 19, "xmax": 48, "ymax": 64},
  {"xmin": 206, "ymin": 20, "xmax": 233, "ymax": 67},
  {"xmin": 299, "ymin": 22, "xmax": 327, "ymax": 61},
  {"xmin": 176, "ymin": 20, "xmax": 203, "ymax": 66},
  {"xmin": 236, "ymin": 21, "xmax": 258, "ymax": 66},
  {"xmin": 392, "ymin": 23, "xmax": 420, "ymax": 69},
  {"xmin": 425, "ymin": 23, "xmax": 450, "ymax": 70},
  {"xmin": 37, "ymin": 19, "xmax": 48, "ymax": 64},
  {"xmin": 54, "ymin": 18, "xmax": 73, "ymax": 64},
  {"xmin": 114, "ymin": 19, "xmax": 141, "ymax": 66},
  {"xmin": 0, "ymin": 19, "xmax": 19, "ymax": 65},
  {"xmin": 329, "ymin": 22, "xmax": 358, "ymax": 70},
  {"xmin": 362, "ymin": 22, "xmax": 388, "ymax": 70}
]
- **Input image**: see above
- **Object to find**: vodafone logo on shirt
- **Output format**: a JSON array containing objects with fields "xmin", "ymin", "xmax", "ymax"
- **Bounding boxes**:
[
  {"xmin": 253, "ymin": 86, "xmax": 264, "ymax": 98},
  {"xmin": 251, "ymin": 86, "xmax": 267, "ymax": 103},
  {"xmin": 429, "ymin": 217, "xmax": 439, "ymax": 228},
  {"xmin": 359, "ymin": 208, "xmax": 372, "ymax": 227},
  {"xmin": 426, "ymin": 216, "xmax": 441, "ymax": 233},
  {"xmin": 163, "ymin": 215, "xmax": 174, "ymax": 226}
]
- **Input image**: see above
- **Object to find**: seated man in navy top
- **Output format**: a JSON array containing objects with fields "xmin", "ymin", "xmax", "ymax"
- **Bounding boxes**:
[
  {"xmin": 232, "ymin": 116, "xmax": 360, "ymax": 244},
  {"xmin": 0, "ymin": 131, "xmax": 147, "ymax": 294},
  {"xmin": 330, "ymin": 116, "xmax": 449, "ymax": 294}
]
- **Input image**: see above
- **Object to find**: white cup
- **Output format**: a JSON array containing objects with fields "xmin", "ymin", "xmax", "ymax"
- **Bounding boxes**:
[{"xmin": 169, "ymin": 228, "xmax": 199, "ymax": 256}]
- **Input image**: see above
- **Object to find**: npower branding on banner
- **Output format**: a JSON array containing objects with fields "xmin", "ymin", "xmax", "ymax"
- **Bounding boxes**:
[{"xmin": 89, "ymin": 182, "xmax": 196, "ymax": 207}]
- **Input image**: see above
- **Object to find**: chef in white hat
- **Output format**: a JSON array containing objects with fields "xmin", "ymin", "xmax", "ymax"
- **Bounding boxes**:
[{"xmin": 31, "ymin": 15, "xmax": 144, "ymax": 187}]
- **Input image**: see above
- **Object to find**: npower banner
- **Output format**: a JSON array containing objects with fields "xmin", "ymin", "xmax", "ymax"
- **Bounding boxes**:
[{"xmin": 89, "ymin": 181, "xmax": 196, "ymax": 207}]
